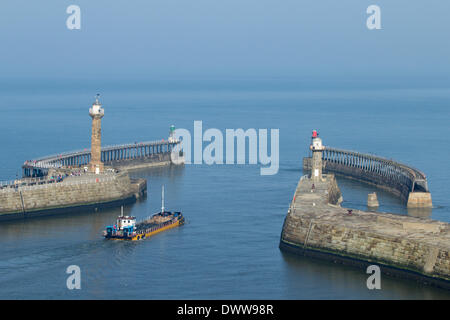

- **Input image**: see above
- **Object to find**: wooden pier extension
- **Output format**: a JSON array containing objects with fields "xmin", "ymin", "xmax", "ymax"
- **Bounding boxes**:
[
  {"xmin": 22, "ymin": 139, "xmax": 183, "ymax": 177},
  {"xmin": 303, "ymin": 147, "xmax": 432, "ymax": 208}
]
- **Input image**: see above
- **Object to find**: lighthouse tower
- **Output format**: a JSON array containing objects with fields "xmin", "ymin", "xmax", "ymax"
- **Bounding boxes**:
[
  {"xmin": 168, "ymin": 125, "xmax": 176, "ymax": 143},
  {"xmin": 310, "ymin": 130, "xmax": 325, "ymax": 181},
  {"xmin": 89, "ymin": 94, "xmax": 104, "ymax": 174}
]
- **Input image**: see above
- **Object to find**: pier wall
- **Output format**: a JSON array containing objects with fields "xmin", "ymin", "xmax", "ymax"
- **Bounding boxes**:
[
  {"xmin": 280, "ymin": 175, "xmax": 450, "ymax": 288},
  {"xmin": 0, "ymin": 173, "xmax": 138, "ymax": 220}
]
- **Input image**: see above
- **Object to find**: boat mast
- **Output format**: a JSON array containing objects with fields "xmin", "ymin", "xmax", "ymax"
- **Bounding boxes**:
[{"xmin": 161, "ymin": 185, "xmax": 165, "ymax": 213}]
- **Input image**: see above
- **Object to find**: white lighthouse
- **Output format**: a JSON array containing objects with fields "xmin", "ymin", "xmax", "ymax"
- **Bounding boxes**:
[
  {"xmin": 88, "ymin": 94, "xmax": 105, "ymax": 174},
  {"xmin": 310, "ymin": 130, "xmax": 325, "ymax": 181},
  {"xmin": 168, "ymin": 124, "xmax": 176, "ymax": 143}
]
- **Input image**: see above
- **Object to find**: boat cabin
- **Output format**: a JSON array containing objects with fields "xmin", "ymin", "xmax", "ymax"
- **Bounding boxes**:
[{"xmin": 117, "ymin": 216, "xmax": 136, "ymax": 230}]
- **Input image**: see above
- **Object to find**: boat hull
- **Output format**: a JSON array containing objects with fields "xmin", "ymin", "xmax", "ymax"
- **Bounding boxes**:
[
  {"xmin": 105, "ymin": 216, "xmax": 184, "ymax": 241},
  {"xmin": 131, "ymin": 218, "xmax": 184, "ymax": 240}
]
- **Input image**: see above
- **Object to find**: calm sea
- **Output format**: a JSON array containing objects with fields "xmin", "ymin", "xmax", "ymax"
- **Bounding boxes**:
[{"xmin": 0, "ymin": 80, "xmax": 449, "ymax": 299}]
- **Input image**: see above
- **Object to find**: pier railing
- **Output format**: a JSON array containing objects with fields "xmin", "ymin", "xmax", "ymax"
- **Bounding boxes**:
[
  {"xmin": 304, "ymin": 147, "xmax": 430, "ymax": 201},
  {"xmin": 22, "ymin": 139, "xmax": 181, "ymax": 177}
]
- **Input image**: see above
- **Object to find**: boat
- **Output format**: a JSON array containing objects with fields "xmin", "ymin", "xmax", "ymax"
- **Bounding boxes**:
[{"xmin": 103, "ymin": 185, "xmax": 185, "ymax": 240}]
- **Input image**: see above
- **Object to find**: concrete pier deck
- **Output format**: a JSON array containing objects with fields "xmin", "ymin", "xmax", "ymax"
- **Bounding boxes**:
[{"xmin": 280, "ymin": 174, "xmax": 450, "ymax": 289}]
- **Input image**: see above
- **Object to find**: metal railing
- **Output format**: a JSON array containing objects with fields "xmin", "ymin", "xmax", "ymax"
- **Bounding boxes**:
[
  {"xmin": 22, "ymin": 139, "xmax": 181, "ymax": 172},
  {"xmin": 313, "ymin": 146, "xmax": 429, "ymax": 193},
  {"xmin": 323, "ymin": 147, "xmax": 427, "ymax": 180}
]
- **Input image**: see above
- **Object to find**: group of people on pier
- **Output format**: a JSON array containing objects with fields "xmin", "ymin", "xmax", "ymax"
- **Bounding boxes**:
[{"xmin": 0, "ymin": 169, "xmax": 90, "ymax": 191}]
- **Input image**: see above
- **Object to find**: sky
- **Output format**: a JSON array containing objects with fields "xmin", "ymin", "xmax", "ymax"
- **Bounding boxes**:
[{"xmin": 0, "ymin": 1, "xmax": 449, "ymax": 87}]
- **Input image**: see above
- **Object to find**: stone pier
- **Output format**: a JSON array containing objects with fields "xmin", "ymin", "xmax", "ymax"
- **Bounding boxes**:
[
  {"xmin": 281, "ymin": 132, "xmax": 449, "ymax": 289},
  {"xmin": 1, "ymin": 96, "xmax": 181, "ymax": 221},
  {"xmin": 0, "ymin": 172, "xmax": 144, "ymax": 221},
  {"xmin": 279, "ymin": 174, "xmax": 450, "ymax": 288}
]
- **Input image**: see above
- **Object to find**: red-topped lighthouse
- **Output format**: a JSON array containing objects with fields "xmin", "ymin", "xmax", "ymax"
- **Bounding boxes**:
[{"xmin": 310, "ymin": 130, "xmax": 325, "ymax": 181}]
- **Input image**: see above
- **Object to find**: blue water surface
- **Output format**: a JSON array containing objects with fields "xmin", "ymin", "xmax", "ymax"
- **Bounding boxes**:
[{"xmin": 0, "ymin": 81, "xmax": 449, "ymax": 299}]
